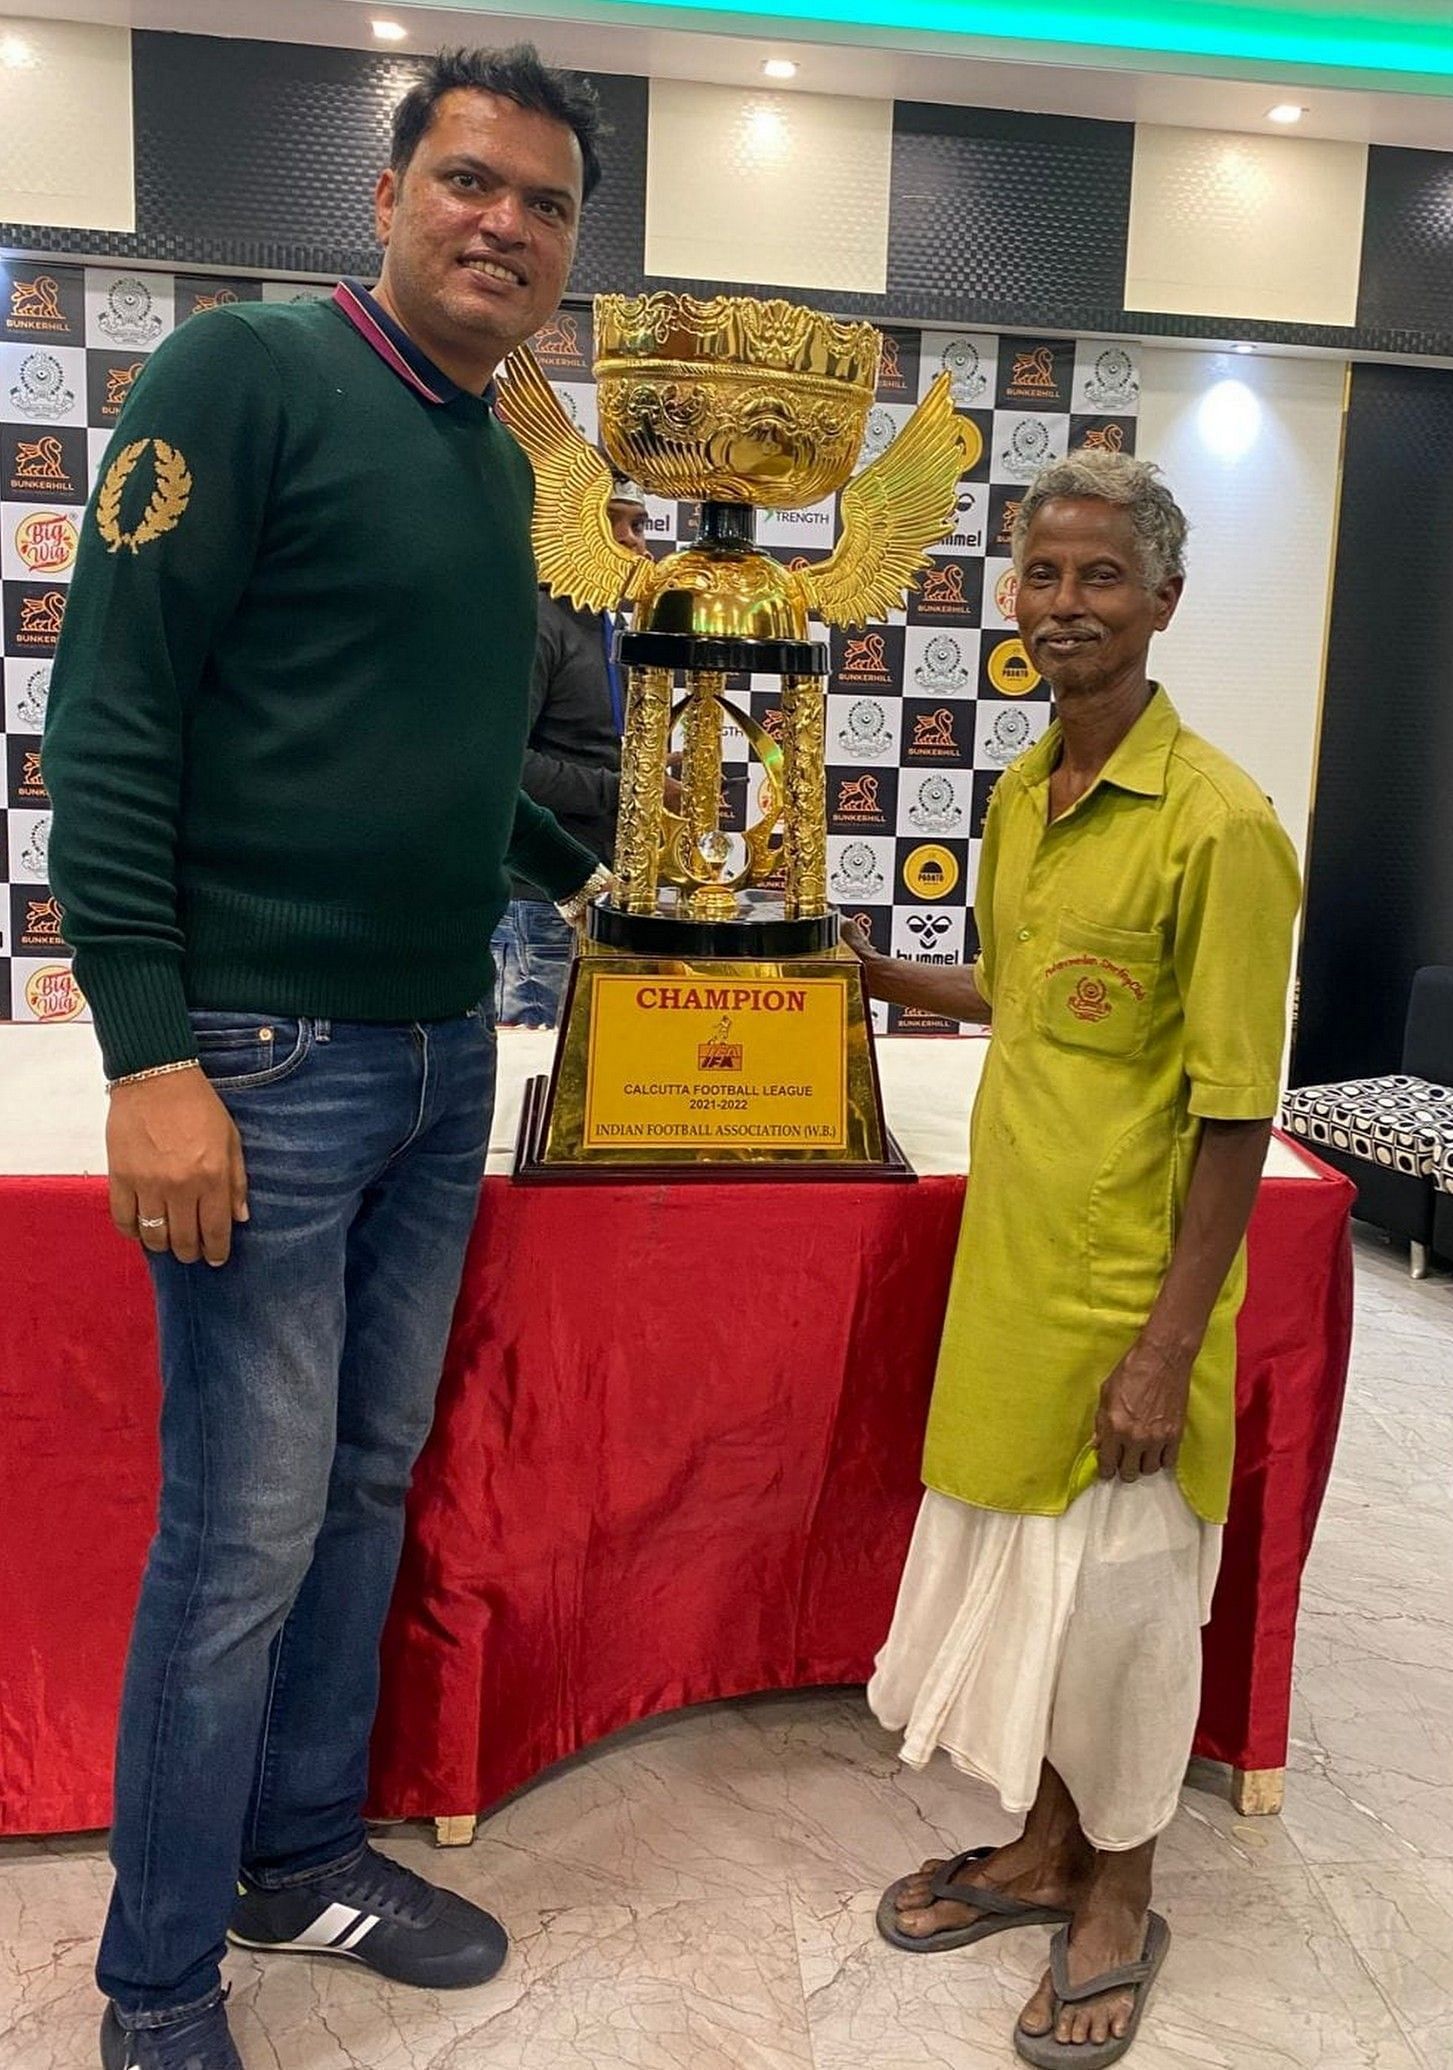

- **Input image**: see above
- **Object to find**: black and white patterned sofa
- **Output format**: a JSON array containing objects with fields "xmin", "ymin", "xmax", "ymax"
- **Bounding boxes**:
[
  {"xmin": 1433, "ymin": 1137, "xmax": 1453, "ymax": 1275},
  {"xmin": 1281, "ymin": 966, "xmax": 1453, "ymax": 1278}
]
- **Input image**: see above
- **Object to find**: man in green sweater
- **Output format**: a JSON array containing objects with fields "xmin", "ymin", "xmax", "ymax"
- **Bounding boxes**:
[{"xmin": 43, "ymin": 47, "xmax": 605, "ymax": 2070}]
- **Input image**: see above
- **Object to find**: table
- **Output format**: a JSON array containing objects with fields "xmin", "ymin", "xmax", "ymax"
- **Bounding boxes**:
[{"xmin": 0, "ymin": 1029, "xmax": 1354, "ymax": 1841}]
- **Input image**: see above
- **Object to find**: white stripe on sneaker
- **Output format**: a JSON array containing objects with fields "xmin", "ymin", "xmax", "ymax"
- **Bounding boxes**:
[
  {"xmin": 338, "ymin": 1914, "xmax": 379, "ymax": 1952},
  {"xmin": 290, "ymin": 1901, "xmax": 365, "ymax": 1950}
]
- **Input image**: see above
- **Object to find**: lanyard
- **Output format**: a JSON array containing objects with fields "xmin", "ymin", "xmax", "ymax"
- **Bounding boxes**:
[{"xmin": 601, "ymin": 611, "xmax": 625, "ymax": 734}]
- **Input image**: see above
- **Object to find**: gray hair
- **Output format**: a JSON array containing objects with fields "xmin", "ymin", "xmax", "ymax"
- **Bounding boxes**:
[{"xmin": 1010, "ymin": 450, "xmax": 1188, "ymax": 589}]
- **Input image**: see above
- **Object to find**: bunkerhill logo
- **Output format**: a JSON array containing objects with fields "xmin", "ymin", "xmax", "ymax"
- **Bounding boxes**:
[
  {"xmin": 841, "ymin": 633, "xmax": 890, "ymax": 679},
  {"xmin": 15, "ymin": 435, "xmax": 67, "ymax": 486},
  {"xmin": 912, "ymin": 708, "xmax": 960, "ymax": 754},
  {"xmin": 917, "ymin": 563, "xmax": 968, "ymax": 612},
  {"xmin": 104, "ymin": 361, "xmax": 145, "ymax": 413},
  {"xmin": 635, "ymin": 983, "xmax": 807, "ymax": 1012},
  {"xmin": 1006, "ymin": 346, "xmax": 1059, "ymax": 401},
  {"xmin": 8, "ymin": 274, "xmax": 66, "ymax": 330},
  {"xmin": 19, "ymin": 589, "xmax": 67, "ymax": 642},
  {"xmin": 1083, "ymin": 423, "xmax": 1126, "ymax": 455},
  {"xmin": 532, "ymin": 313, "xmax": 584, "ymax": 365}
]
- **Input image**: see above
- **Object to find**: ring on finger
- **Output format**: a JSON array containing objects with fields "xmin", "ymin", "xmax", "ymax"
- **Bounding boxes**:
[{"xmin": 138, "ymin": 1214, "xmax": 168, "ymax": 1231}]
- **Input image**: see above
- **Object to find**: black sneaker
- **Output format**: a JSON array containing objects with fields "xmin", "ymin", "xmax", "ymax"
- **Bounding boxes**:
[
  {"xmin": 99, "ymin": 1998, "xmax": 242, "ymax": 2070},
  {"xmin": 228, "ymin": 1843, "xmax": 508, "ymax": 1989}
]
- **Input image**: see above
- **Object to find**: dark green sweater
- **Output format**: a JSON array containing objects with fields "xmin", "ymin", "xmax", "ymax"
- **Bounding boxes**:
[{"xmin": 44, "ymin": 298, "xmax": 594, "ymax": 1080}]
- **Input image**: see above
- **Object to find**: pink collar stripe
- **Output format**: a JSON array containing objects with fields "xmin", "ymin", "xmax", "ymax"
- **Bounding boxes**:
[{"xmin": 332, "ymin": 281, "xmax": 447, "ymax": 405}]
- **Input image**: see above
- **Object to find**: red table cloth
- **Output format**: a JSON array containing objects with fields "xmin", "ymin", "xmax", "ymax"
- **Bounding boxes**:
[{"xmin": 0, "ymin": 1158, "xmax": 1353, "ymax": 1836}]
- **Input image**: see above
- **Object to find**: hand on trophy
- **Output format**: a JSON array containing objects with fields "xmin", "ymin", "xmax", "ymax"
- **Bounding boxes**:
[{"xmin": 838, "ymin": 916, "xmax": 880, "ymax": 965}]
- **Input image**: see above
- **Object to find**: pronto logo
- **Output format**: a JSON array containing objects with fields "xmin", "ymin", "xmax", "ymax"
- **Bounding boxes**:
[
  {"xmin": 903, "ymin": 844, "xmax": 960, "ymax": 900},
  {"xmin": 987, "ymin": 638, "xmax": 1041, "ymax": 697}
]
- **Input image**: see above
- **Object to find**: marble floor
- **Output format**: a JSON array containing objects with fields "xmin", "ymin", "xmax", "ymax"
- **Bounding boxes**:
[{"xmin": 2, "ymin": 1227, "xmax": 1449, "ymax": 2070}]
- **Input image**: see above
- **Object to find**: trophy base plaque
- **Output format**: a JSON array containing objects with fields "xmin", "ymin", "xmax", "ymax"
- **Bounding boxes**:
[{"xmin": 512, "ymin": 897, "xmax": 913, "ymax": 1184}]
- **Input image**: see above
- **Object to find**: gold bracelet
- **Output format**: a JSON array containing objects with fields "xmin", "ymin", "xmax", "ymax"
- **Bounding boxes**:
[
  {"xmin": 105, "ymin": 1058, "xmax": 202, "ymax": 1095},
  {"xmin": 554, "ymin": 864, "xmax": 614, "ymax": 928}
]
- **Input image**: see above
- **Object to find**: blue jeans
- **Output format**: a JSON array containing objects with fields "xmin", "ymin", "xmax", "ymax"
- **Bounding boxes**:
[
  {"xmin": 490, "ymin": 898, "xmax": 575, "ymax": 1029},
  {"xmin": 99, "ymin": 1007, "xmax": 496, "ymax": 2027}
]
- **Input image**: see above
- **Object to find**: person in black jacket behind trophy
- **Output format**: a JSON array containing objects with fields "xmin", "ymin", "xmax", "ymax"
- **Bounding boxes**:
[{"xmin": 492, "ymin": 476, "xmax": 683, "ymax": 1025}]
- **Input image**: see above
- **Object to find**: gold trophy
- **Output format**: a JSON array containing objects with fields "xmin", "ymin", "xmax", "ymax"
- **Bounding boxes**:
[{"xmin": 500, "ymin": 293, "xmax": 975, "ymax": 1178}]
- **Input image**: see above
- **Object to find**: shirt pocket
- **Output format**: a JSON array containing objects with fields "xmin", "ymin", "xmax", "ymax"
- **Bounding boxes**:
[{"xmin": 1034, "ymin": 909, "xmax": 1163, "ymax": 1059}]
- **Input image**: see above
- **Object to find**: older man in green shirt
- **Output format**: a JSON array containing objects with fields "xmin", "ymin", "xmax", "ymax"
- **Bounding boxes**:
[{"xmin": 850, "ymin": 451, "xmax": 1300, "ymax": 2066}]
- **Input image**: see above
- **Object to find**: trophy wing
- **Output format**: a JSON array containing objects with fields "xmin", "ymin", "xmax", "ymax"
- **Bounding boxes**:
[
  {"xmin": 800, "ymin": 374, "xmax": 978, "ymax": 628},
  {"xmin": 496, "ymin": 346, "xmax": 647, "ymax": 613}
]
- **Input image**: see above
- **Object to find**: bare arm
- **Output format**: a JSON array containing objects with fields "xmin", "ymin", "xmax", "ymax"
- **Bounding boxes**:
[
  {"xmin": 842, "ymin": 919, "xmax": 992, "ymax": 1025},
  {"xmin": 1096, "ymin": 1116, "xmax": 1271, "ymax": 1481}
]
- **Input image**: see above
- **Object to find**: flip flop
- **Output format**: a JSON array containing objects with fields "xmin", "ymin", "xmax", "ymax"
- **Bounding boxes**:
[
  {"xmin": 1013, "ymin": 1910, "xmax": 1171, "ymax": 2067},
  {"xmin": 875, "ymin": 1846, "xmax": 1074, "ymax": 1954}
]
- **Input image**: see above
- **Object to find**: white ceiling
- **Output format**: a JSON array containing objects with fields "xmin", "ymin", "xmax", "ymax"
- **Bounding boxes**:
[{"xmin": 6, "ymin": 0, "xmax": 1453, "ymax": 150}]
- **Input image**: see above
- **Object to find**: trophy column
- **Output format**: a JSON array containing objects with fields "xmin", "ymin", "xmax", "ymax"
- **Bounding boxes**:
[
  {"xmin": 614, "ymin": 665, "xmax": 673, "ymax": 916},
  {"xmin": 679, "ymin": 672, "xmax": 733, "ymax": 922},
  {"xmin": 781, "ymin": 672, "xmax": 829, "ymax": 921}
]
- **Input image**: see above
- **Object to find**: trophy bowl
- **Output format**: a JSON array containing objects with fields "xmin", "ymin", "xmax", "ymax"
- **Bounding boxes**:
[{"xmin": 593, "ymin": 292, "xmax": 881, "ymax": 508}]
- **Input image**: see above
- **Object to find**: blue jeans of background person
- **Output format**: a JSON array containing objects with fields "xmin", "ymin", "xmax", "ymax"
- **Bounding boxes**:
[
  {"xmin": 98, "ymin": 1007, "xmax": 496, "ymax": 2029},
  {"xmin": 491, "ymin": 897, "xmax": 575, "ymax": 1028}
]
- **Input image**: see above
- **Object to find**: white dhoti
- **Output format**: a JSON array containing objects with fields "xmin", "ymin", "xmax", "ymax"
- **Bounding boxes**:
[{"xmin": 867, "ymin": 1474, "xmax": 1222, "ymax": 1851}]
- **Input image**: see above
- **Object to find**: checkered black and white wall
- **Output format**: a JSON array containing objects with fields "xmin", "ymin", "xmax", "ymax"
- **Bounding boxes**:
[{"xmin": 0, "ymin": 258, "xmax": 1137, "ymax": 1032}]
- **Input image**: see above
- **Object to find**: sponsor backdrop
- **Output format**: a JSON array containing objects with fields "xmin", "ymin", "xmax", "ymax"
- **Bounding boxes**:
[{"xmin": 0, "ymin": 257, "xmax": 1138, "ymax": 1032}]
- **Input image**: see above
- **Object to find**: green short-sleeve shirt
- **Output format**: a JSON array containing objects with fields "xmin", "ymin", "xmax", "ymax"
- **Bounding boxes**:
[{"xmin": 927, "ymin": 687, "xmax": 1301, "ymax": 1525}]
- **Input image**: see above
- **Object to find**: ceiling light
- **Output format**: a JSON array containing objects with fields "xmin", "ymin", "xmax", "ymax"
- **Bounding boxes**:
[
  {"xmin": 1199, "ymin": 379, "xmax": 1262, "ymax": 461},
  {"xmin": 0, "ymin": 33, "xmax": 34, "ymax": 66},
  {"xmin": 1233, "ymin": 342, "xmax": 1255, "ymax": 354},
  {"xmin": 372, "ymin": 19, "xmax": 407, "ymax": 41},
  {"xmin": 1267, "ymin": 103, "xmax": 1305, "ymax": 123},
  {"xmin": 762, "ymin": 58, "xmax": 798, "ymax": 79}
]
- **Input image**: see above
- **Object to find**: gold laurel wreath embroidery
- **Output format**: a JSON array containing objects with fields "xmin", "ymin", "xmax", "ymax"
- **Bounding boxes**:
[{"xmin": 96, "ymin": 438, "xmax": 193, "ymax": 554}]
